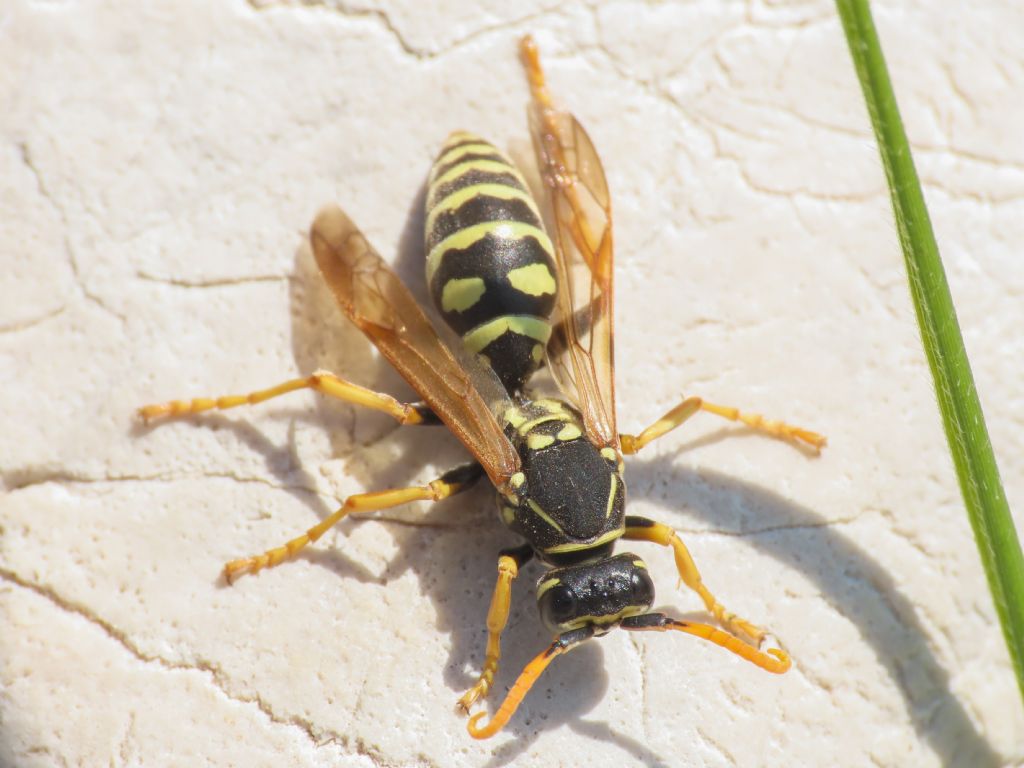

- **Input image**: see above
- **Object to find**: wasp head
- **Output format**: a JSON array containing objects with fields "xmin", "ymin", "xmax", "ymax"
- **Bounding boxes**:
[{"xmin": 536, "ymin": 553, "xmax": 654, "ymax": 635}]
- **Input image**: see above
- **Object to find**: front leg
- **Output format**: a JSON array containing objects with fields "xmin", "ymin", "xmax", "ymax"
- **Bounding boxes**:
[
  {"xmin": 624, "ymin": 515, "xmax": 769, "ymax": 646},
  {"xmin": 457, "ymin": 543, "xmax": 534, "ymax": 713}
]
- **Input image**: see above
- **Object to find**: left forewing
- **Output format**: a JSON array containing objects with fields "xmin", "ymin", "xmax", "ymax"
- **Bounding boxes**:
[{"xmin": 310, "ymin": 205, "xmax": 520, "ymax": 486}]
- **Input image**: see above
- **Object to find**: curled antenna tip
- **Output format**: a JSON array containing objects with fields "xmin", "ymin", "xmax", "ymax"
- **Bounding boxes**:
[{"xmin": 466, "ymin": 711, "xmax": 497, "ymax": 740}]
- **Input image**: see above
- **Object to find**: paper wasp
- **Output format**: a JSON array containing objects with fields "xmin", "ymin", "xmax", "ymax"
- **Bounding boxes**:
[{"xmin": 139, "ymin": 36, "xmax": 824, "ymax": 738}]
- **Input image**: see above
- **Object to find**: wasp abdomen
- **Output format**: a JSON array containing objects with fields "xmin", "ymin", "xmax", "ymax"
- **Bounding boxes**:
[{"xmin": 425, "ymin": 132, "xmax": 558, "ymax": 392}]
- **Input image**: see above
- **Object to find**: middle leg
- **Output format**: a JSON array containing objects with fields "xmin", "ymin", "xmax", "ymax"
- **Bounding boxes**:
[
  {"xmin": 619, "ymin": 395, "xmax": 825, "ymax": 454},
  {"xmin": 225, "ymin": 462, "xmax": 483, "ymax": 582}
]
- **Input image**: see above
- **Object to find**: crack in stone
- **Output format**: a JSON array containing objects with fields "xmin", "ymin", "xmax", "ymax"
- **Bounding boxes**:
[
  {"xmin": 113, "ymin": 712, "xmax": 136, "ymax": 768},
  {"xmin": 2, "ymin": 468, "xmax": 478, "ymax": 530},
  {"xmin": 693, "ymin": 87, "xmax": 1024, "ymax": 184},
  {"xmin": 16, "ymin": 141, "xmax": 128, "ymax": 326},
  {"xmin": 2, "ymin": 467, "xmax": 320, "ymax": 495},
  {"xmin": 21, "ymin": 744, "xmax": 70, "ymax": 768},
  {"xmin": 585, "ymin": 22, "xmax": 1024, "ymax": 208},
  {"xmin": 0, "ymin": 302, "xmax": 69, "ymax": 334},
  {"xmin": 244, "ymin": 0, "xmax": 564, "ymax": 62},
  {"xmin": 626, "ymin": 633, "xmax": 650, "ymax": 744},
  {"xmin": 3, "ymin": 143, "xmax": 75, "ymax": 334},
  {"xmin": 0, "ymin": 568, "xmax": 311, "ymax": 729},
  {"xmin": 681, "ymin": 512, "xmax": 865, "ymax": 540},
  {"xmin": 0, "ymin": 566, "xmax": 404, "ymax": 767},
  {"xmin": 135, "ymin": 270, "xmax": 293, "ymax": 289},
  {"xmin": 245, "ymin": 0, "xmax": 421, "ymax": 56},
  {"xmin": 787, "ymin": 658, "xmax": 833, "ymax": 695},
  {"xmin": 579, "ymin": 40, "xmax": 887, "ymax": 205},
  {"xmin": 17, "ymin": 141, "xmax": 51, "ymax": 206},
  {"xmin": 939, "ymin": 59, "xmax": 976, "ymax": 115},
  {"xmin": 695, "ymin": 723, "xmax": 738, "ymax": 766},
  {"xmin": 68, "ymin": 244, "xmax": 129, "ymax": 325}
]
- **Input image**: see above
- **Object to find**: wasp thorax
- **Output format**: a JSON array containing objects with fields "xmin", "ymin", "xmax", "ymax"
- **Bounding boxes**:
[{"xmin": 536, "ymin": 553, "xmax": 654, "ymax": 633}]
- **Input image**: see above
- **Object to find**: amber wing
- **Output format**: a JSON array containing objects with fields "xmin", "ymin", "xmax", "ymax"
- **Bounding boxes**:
[
  {"xmin": 521, "ymin": 36, "xmax": 618, "ymax": 450},
  {"xmin": 310, "ymin": 205, "xmax": 521, "ymax": 487}
]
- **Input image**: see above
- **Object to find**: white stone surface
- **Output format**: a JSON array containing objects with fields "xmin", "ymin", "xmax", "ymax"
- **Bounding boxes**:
[{"xmin": 2, "ymin": 1, "xmax": 1022, "ymax": 766}]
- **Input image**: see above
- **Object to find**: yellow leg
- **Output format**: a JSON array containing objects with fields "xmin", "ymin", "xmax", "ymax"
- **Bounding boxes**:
[
  {"xmin": 624, "ymin": 516, "xmax": 767, "ymax": 646},
  {"xmin": 619, "ymin": 396, "xmax": 702, "ymax": 454},
  {"xmin": 620, "ymin": 395, "xmax": 825, "ymax": 454},
  {"xmin": 520, "ymin": 35, "xmax": 555, "ymax": 111},
  {"xmin": 457, "ymin": 544, "xmax": 533, "ymax": 714},
  {"xmin": 138, "ymin": 370, "xmax": 430, "ymax": 426},
  {"xmin": 224, "ymin": 463, "xmax": 482, "ymax": 583}
]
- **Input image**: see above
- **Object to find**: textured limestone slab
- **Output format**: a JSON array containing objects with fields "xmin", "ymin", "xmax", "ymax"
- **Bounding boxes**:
[{"xmin": 2, "ymin": 1, "xmax": 1022, "ymax": 766}]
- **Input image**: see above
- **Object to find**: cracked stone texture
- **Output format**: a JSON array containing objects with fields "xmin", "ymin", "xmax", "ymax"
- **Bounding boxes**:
[{"xmin": 2, "ymin": 1, "xmax": 1022, "ymax": 766}]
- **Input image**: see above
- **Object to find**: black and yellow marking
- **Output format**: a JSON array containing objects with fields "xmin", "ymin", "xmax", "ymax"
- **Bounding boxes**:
[
  {"xmin": 425, "ymin": 131, "xmax": 558, "ymax": 391},
  {"xmin": 537, "ymin": 553, "xmax": 654, "ymax": 633},
  {"xmin": 497, "ymin": 399, "xmax": 625, "ymax": 561}
]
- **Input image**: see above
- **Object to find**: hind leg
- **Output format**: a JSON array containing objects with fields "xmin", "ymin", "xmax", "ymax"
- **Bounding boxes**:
[{"xmin": 139, "ymin": 370, "xmax": 436, "ymax": 426}]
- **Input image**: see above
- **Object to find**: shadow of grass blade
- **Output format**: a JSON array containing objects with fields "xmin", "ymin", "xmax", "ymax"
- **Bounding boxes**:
[{"xmin": 835, "ymin": 0, "xmax": 1024, "ymax": 704}]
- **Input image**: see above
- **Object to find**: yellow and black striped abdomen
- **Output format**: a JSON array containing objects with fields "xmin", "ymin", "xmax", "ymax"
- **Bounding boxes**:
[{"xmin": 425, "ymin": 131, "xmax": 558, "ymax": 392}]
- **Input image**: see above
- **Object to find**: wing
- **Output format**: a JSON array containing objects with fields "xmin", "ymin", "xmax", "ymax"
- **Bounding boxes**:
[
  {"xmin": 310, "ymin": 205, "xmax": 521, "ymax": 488},
  {"xmin": 521, "ymin": 36, "xmax": 618, "ymax": 450}
]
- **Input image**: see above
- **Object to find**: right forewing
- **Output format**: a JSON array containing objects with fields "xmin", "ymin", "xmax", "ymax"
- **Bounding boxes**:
[
  {"xmin": 309, "ymin": 205, "xmax": 520, "ymax": 487},
  {"xmin": 521, "ymin": 36, "xmax": 618, "ymax": 451}
]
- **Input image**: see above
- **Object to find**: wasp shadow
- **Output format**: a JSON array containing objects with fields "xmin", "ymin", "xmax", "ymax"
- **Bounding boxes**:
[{"xmin": 624, "ymin": 447, "xmax": 1001, "ymax": 768}]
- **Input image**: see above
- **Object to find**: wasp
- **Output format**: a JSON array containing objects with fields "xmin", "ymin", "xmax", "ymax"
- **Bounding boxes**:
[{"xmin": 139, "ymin": 36, "xmax": 825, "ymax": 738}]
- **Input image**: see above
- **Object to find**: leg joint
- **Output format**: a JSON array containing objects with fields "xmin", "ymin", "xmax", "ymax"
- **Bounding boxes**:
[{"xmin": 497, "ymin": 554, "xmax": 519, "ymax": 580}]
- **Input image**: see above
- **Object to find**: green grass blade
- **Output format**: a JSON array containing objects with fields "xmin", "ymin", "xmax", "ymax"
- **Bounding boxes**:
[{"xmin": 835, "ymin": 0, "xmax": 1024, "ymax": 702}]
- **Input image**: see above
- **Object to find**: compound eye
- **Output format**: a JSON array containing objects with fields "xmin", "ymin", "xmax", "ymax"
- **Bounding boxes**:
[
  {"xmin": 629, "ymin": 568, "xmax": 654, "ymax": 607},
  {"xmin": 547, "ymin": 585, "xmax": 578, "ymax": 624}
]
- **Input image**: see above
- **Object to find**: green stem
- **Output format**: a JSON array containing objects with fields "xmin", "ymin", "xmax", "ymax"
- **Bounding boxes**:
[{"xmin": 835, "ymin": 0, "xmax": 1024, "ymax": 703}]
